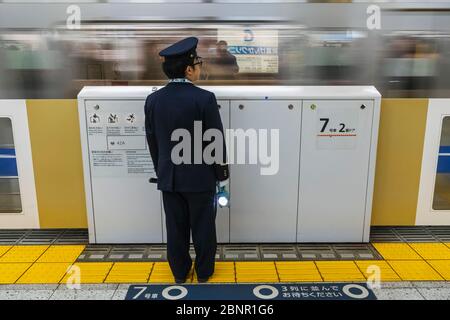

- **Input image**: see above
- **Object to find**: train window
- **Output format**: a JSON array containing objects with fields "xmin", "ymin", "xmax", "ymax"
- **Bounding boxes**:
[
  {"xmin": 433, "ymin": 116, "xmax": 450, "ymax": 210},
  {"xmin": 44, "ymin": 24, "xmax": 306, "ymax": 96},
  {"xmin": 0, "ymin": 118, "xmax": 22, "ymax": 214}
]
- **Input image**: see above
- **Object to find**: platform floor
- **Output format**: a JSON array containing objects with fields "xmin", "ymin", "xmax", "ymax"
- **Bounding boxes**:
[
  {"xmin": 2, "ymin": 282, "xmax": 450, "ymax": 300},
  {"xmin": 0, "ymin": 227, "xmax": 450, "ymax": 300}
]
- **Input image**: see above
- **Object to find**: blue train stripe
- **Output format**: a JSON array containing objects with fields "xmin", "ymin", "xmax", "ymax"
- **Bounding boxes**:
[
  {"xmin": 0, "ymin": 148, "xmax": 15, "ymax": 156},
  {"xmin": 0, "ymin": 158, "xmax": 18, "ymax": 176},
  {"xmin": 439, "ymin": 146, "xmax": 450, "ymax": 154},
  {"xmin": 437, "ymin": 155, "xmax": 450, "ymax": 173}
]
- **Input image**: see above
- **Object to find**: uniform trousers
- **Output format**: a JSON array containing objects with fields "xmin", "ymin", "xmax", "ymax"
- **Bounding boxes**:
[{"xmin": 162, "ymin": 191, "xmax": 217, "ymax": 279}]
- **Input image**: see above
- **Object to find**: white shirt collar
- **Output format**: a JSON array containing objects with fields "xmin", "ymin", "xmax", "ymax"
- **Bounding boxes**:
[{"xmin": 169, "ymin": 78, "xmax": 193, "ymax": 84}]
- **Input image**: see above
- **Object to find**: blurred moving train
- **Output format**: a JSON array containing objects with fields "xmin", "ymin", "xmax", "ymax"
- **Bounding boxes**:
[
  {"xmin": 0, "ymin": 1, "xmax": 450, "ymax": 99},
  {"xmin": 1, "ymin": 1, "xmax": 450, "ymax": 232}
]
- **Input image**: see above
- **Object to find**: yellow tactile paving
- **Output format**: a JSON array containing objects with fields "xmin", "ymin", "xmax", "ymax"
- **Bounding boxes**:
[
  {"xmin": 0, "ymin": 263, "xmax": 32, "ymax": 284},
  {"xmin": 4, "ymin": 241, "xmax": 450, "ymax": 284},
  {"xmin": 409, "ymin": 243, "xmax": 450, "ymax": 260},
  {"xmin": 192, "ymin": 262, "xmax": 236, "ymax": 283},
  {"xmin": 355, "ymin": 260, "xmax": 401, "ymax": 281},
  {"xmin": 0, "ymin": 246, "xmax": 12, "ymax": 258},
  {"xmin": 372, "ymin": 243, "xmax": 422, "ymax": 260},
  {"xmin": 17, "ymin": 263, "xmax": 72, "ymax": 284},
  {"xmin": 0, "ymin": 245, "xmax": 49, "ymax": 263},
  {"xmin": 388, "ymin": 260, "xmax": 443, "ymax": 281},
  {"xmin": 426, "ymin": 260, "xmax": 450, "ymax": 280},
  {"xmin": 315, "ymin": 261, "xmax": 365, "ymax": 282},
  {"xmin": 149, "ymin": 262, "xmax": 193, "ymax": 283},
  {"xmin": 105, "ymin": 262, "xmax": 153, "ymax": 283},
  {"xmin": 275, "ymin": 261, "xmax": 323, "ymax": 282},
  {"xmin": 235, "ymin": 262, "xmax": 278, "ymax": 283},
  {"xmin": 60, "ymin": 262, "xmax": 113, "ymax": 284},
  {"xmin": 37, "ymin": 245, "xmax": 85, "ymax": 263}
]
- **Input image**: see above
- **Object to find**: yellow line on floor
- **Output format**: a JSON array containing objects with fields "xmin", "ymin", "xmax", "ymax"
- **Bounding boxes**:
[{"xmin": 0, "ymin": 246, "xmax": 12, "ymax": 258}]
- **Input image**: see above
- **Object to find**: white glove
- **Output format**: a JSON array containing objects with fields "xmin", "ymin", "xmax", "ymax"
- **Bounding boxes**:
[{"xmin": 219, "ymin": 179, "xmax": 229, "ymax": 188}]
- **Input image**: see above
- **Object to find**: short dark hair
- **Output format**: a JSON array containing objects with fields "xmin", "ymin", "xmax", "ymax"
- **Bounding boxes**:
[{"xmin": 161, "ymin": 56, "xmax": 196, "ymax": 79}]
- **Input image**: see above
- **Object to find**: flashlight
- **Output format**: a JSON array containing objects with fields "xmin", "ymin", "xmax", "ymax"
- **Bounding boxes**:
[{"xmin": 216, "ymin": 184, "xmax": 230, "ymax": 208}]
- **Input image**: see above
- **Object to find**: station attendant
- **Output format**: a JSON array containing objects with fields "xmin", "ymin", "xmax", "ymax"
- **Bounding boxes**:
[{"xmin": 144, "ymin": 37, "xmax": 229, "ymax": 283}]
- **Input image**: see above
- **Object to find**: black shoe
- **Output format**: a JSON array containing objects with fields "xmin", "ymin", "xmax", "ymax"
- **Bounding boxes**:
[
  {"xmin": 197, "ymin": 277, "xmax": 209, "ymax": 283},
  {"xmin": 175, "ymin": 278, "xmax": 186, "ymax": 284}
]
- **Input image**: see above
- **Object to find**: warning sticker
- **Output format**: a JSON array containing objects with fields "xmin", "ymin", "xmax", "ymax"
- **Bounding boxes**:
[
  {"xmin": 92, "ymin": 151, "xmax": 123, "ymax": 168},
  {"xmin": 86, "ymin": 107, "xmax": 154, "ymax": 177}
]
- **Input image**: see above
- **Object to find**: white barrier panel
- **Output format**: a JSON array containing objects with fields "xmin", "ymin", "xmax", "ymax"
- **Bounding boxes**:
[{"xmin": 78, "ymin": 86, "xmax": 381, "ymax": 243}]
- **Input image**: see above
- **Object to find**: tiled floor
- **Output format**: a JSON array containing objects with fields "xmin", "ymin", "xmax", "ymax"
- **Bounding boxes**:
[
  {"xmin": 1, "ymin": 228, "xmax": 450, "ymax": 299},
  {"xmin": 1, "ymin": 243, "xmax": 450, "ymax": 285},
  {"xmin": 0, "ymin": 282, "xmax": 450, "ymax": 300}
]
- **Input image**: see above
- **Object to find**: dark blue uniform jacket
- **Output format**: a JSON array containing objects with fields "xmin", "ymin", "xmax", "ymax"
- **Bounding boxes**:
[{"xmin": 144, "ymin": 82, "xmax": 227, "ymax": 192}]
